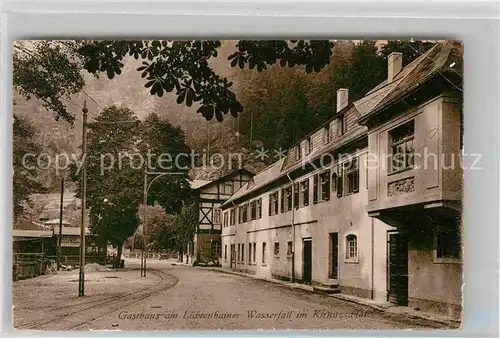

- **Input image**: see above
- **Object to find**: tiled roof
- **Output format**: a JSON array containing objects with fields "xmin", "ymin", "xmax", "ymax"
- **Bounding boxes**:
[
  {"xmin": 354, "ymin": 41, "xmax": 463, "ymax": 119},
  {"xmin": 53, "ymin": 226, "xmax": 90, "ymax": 236},
  {"xmin": 14, "ymin": 220, "xmax": 50, "ymax": 231},
  {"xmin": 222, "ymin": 121, "xmax": 367, "ymax": 207},
  {"xmin": 221, "ymin": 41, "xmax": 462, "ymax": 207},
  {"xmin": 189, "ymin": 180, "xmax": 212, "ymax": 190},
  {"xmin": 222, "ymin": 158, "xmax": 285, "ymax": 207},
  {"xmin": 191, "ymin": 168, "xmax": 255, "ymax": 191},
  {"xmin": 13, "ymin": 229, "xmax": 53, "ymax": 238},
  {"xmin": 44, "ymin": 218, "xmax": 72, "ymax": 226}
]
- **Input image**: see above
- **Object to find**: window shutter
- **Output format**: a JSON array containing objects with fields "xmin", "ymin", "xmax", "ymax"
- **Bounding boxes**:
[
  {"xmin": 354, "ymin": 168, "xmax": 359, "ymax": 193},
  {"xmin": 293, "ymin": 183, "xmax": 299, "ymax": 209},
  {"xmin": 353, "ymin": 158, "xmax": 359, "ymax": 193},
  {"xmin": 313, "ymin": 175, "xmax": 319, "ymax": 204},
  {"xmin": 304, "ymin": 180, "xmax": 309, "ymax": 206},
  {"xmin": 325, "ymin": 169, "xmax": 331, "ymax": 200},
  {"xmin": 337, "ymin": 165, "xmax": 343, "ymax": 197},
  {"xmin": 280, "ymin": 189, "xmax": 285, "ymax": 213},
  {"xmin": 268, "ymin": 195, "xmax": 272, "ymax": 216}
]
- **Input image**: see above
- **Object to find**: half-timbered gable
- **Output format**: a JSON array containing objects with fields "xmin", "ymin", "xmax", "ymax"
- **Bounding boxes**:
[{"xmin": 190, "ymin": 168, "xmax": 254, "ymax": 264}]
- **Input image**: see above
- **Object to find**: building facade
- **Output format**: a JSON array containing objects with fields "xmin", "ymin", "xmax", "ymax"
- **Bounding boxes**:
[
  {"xmin": 191, "ymin": 169, "xmax": 254, "ymax": 265},
  {"xmin": 357, "ymin": 42, "xmax": 463, "ymax": 318},
  {"xmin": 221, "ymin": 41, "xmax": 463, "ymax": 319}
]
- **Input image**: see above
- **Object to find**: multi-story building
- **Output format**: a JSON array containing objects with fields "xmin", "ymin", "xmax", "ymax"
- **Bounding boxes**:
[
  {"xmin": 190, "ymin": 169, "xmax": 254, "ymax": 265},
  {"xmin": 356, "ymin": 41, "xmax": 463, "ymax": 317},
  {"xmin": 221, "ymin": 41, "xmax": 463, "ymax": 319}
]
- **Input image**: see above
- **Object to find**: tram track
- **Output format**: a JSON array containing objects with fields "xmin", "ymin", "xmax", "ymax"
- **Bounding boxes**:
[{"xmin": 17, "ymin": 268, "xmax": 179, "ymax": 331}]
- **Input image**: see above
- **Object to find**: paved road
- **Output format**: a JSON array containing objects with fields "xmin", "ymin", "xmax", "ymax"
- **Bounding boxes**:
[{"xmin": 80, "ymin": 260, "xmax": 447, "ymax": 331}]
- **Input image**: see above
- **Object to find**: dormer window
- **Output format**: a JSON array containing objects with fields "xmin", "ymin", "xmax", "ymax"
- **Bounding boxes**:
[
  {"xmin": 295, "ymin": 146, "xmax": 301, "ymax": 160},
  {"xmin": 339, "ymin": 114, "xmax": 347, "ymax": 136},
  {"xmin": 324, "ymin": 126, "xmax": 330, "ymax": 144},
  {"xmin": 304, "ymin": 138, "xmax": 312, "ymax": 156}
]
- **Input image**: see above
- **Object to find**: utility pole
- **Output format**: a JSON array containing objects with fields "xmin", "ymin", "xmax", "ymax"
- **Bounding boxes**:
[
  {"xmin": 78, "ymin": 101, "xmax": 88, "ymax": 297},
  {"xmin": 141, "ymin": 170, "xmax": 147, "ymax": 277},
  {"xmin": 57, "ymin": 176, "xmax": 65, "ymax": 271}
]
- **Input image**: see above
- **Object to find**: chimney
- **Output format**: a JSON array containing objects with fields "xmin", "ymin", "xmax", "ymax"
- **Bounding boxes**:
[
  {"xmin": 336, "ymin": 88, "xmax": 349, "ymax": 113},
  {"xmin": 387, "ymin": 52, "xmax": 403, "ymax": 82}
]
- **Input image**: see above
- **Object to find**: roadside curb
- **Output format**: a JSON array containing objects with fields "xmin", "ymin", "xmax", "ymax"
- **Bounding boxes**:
[{"xmin": 202, "ymin": 266, "xmax": 460, "ymax": 328}]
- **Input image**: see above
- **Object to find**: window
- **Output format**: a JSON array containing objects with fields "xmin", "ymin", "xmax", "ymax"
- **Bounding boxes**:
[
  {"xmin": 256, "ymin": 199, "xmax": 262, "ymax": 219},
  {"xmin": 287, "ymin": 241, "xmax": 293, "ymax": 256},
  {"xmin": 242, "ymin": 204, "xmax": 248, "ymax": 222},
  {"xmin": 223, "ymin": 212, "xmax": 228, "ymax": 228},
  {"xmin": 324, "ymin": 126, "xmax": 330, "ymax": 144},
  {"xmin": 435, "ymin": 224, "xmax": 461, "ymax": 262},
  {"xmin": 338, "ymin": 158, "xmax": 359, "ymax": 197},
  {"xmin": 238, "ymin": 206, "xmax": 243, "ymax": 224},
  {"xmin": 295, "ymin": 146, "xmax": 301, "ymax": 160},
  {"xmin": 211, "ymin": 241, "xmax": 220, "ymax": 258},
  {"xmin": 269, "ymin": 192, "xmax": 279, "ymax": 216},
  {"xmin": 225, "ymin": 181, "xmax": 234, "ymax": 195},
  {"xmin": 319, "ymin": 170, "xmax": 331, "ymax": 201},
  {"xmin": 345, "ymin": 234, "xmax": 358, "ymax": 260},
  {"xmin": 237, "ymin": 244, "xmax": 241, "ymax": 261},
  {"xmin": 274, "ymin": 242, "xmax": 280, "ymax": 256},
  {"xmin": 229, "ymin": 209, "xmax": 236, "ymax": 226},
  {"xmin": 253, "ymin": 243, "xmax": 256, "ymax": 262},
  {"xmin": 249, "ymin": 244, "xmax": 252, "ymax": 263},
  {"xmin": 293, "ymin": 183, "xmax": 300, "ymax": 209},
  {"xmin": 345, "ymin": 158, "xmax": 359, "ymax": 194},
  {"xmin": 389, "ymin": 120, "xmax": 415, "ymax": 173},
  {"xmin": 300, "ymin": 179, "xmax": 309, "ymax": 207},
  {"xmin": 281, "ymin": 186, "xmax": 292, "ymax": 212},
  {"xmin": 241, "ymin": 244, "xmax": 244, "ymax": 262},
  {"xmin": 213, "ymin": 208, "xmax": 221, "ymax": 224},
  {"xmin": 250, "ymin": 200, "xmax": 257, "ymax": 220},
  {"xmin": 224, "ymin": 245, "xmax": 227, "ymax": 260},
  {"xmin": 332, "ymin": 172, "xmax": 338, "ymax": 192},
  {"xmin": 262, "ymin": 242, "xmax": 267, "ymax": 264},
  {"xmin": 339, "ymin": 115, "xmax": 346, "ymax": 135}
]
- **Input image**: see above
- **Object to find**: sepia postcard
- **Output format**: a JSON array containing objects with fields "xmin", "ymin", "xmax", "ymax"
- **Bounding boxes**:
[{"xmin": 12, "ymin": 39, "xmax": 463, "ymax": 331}]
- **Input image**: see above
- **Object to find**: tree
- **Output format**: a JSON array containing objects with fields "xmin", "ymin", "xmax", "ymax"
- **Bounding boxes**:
[
  {"xmin": 74, "ymin": 106, "xmax": 142, "ymax": 267},
  {"xmin": 138, "ymin": 113, "xmax": 193, "ymax": 214},
  {"xmin": 71, "ymin": 106, "xmax": 194, "ymax": 266},
  {"xmin": 13, "ymin": 115, "xmax": 46, "ymax": 219},
  {"xmin": 13, "ymin": 41, "xmax": 85, "ymax": 124},
  {"xmin": 171, "ymin": 198, "xmax": 198, "ymax": 260},
  {"xmin": 235, "ymin": 40, "xmax": 436, "ymax": 152},
  {"xmin": 380, "ymin": 40, "xmax": 436, "ymax": 67},
  {"xmin": 77, "ymin": 40, "xmax": 333, "ymax": 122}
]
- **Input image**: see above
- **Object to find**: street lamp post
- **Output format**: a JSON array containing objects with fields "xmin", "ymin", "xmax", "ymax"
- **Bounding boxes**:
[{"xmin": 140, "ymin": 171, "xmax": 186, "ymax": 277}]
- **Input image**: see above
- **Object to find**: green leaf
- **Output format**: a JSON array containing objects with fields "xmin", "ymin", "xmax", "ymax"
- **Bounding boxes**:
[
  {"xmin": 176, "ymin": 90, "xmax": 186, "ymax": 104},
  {"xmin": 106, "ymin": 68, "xmax": 114, "ymax": 79},
  {"xmin": 186, "ymin": 89, "xmax": 194, "ymax": 107},
  {"xmin": 215, "ymin": 108, "xmax": 223, "ymax": 122}
]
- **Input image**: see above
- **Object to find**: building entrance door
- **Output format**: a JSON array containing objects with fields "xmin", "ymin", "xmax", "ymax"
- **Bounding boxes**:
[
  {"xmin": 329, "ymin": 233, "xmax": 339, "ymax": 282},
  {"xmin": 230, "ymin": 244, "xmax": 236, "ymax": 269},
  {"xmin": 302, "ymin": 238, "xmax": 312, "ymax": 284},
  {"xmin": 388, "ymin": 232, "xmax": 409, "ymax": 306}
]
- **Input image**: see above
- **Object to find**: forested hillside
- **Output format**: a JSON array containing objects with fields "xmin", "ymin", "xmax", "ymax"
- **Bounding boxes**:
[{"xmin": 13, "ymin": 40, "xmax": 434, "ymax": 193}]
